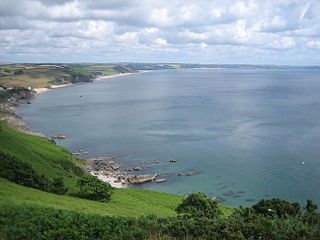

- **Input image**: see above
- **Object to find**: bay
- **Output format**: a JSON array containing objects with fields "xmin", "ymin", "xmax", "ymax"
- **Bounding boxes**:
[{"xmin": 18, "ymin": 69, "xmax": 320, "ymax": 207}]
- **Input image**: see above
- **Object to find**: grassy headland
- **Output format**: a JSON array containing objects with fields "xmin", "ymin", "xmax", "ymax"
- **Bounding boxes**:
[{"xmin": 0, "ymin": 64, "xmax": 134, "ymax": 88}]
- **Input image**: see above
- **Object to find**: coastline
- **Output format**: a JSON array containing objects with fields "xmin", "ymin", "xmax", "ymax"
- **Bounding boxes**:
[
  {"xmin": 33, "ymin": 71, "xmax": 145, "ymax": 95},
  {"xmin": 34, "ymin": 83, "xmax": 74, "ymax": 94},
  {"xmin": 4, "ymin": 70, "xmax": 149, "ymax": 188}
]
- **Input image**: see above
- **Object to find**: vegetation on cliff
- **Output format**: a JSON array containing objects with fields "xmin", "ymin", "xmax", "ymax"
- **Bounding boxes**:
[{"xmin": 0, "ymin": 64, "xmax": 134, "ymax": 88}]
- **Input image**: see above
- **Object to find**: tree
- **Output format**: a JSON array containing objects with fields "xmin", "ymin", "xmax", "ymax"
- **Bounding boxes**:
[
  {"xmin": 176, "ymin": 192, "xmax": 221, "ymax": 218},
  {"xmin": 77, "ymin": 175, "xmax": 113, "ymax": 202},
  {"xmin": 305, "ymin": 200, "xmax": 318, "ymax": 213},
  {"xmin": 252, "ymin": 198, "xmax": 301, "ymax": 218},
  {"xmin": 50, "ymin": 177, "xmax": 68, "ymax": 195}
]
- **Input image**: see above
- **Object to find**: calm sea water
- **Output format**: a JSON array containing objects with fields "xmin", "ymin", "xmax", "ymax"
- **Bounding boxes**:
[{"xmin": 18, "ymin": 69, "xmax": 320, "ymax": 207}]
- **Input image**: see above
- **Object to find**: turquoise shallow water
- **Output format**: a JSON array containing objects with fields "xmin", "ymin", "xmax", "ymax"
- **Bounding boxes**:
[{"xmin": 18, "ymin": 69, "xmax": 320, "ymax": 207}]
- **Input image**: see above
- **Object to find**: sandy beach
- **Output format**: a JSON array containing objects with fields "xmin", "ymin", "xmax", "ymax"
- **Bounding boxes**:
[
  {"xmin": 34, "ymin": 83, "xmax": 74, "ymax": 94},
  {"xmin": 33, "ymin": 71, "xmax": 146, "ymax": 94},
  {"xmin": 95, "ymin": 72, "xmax": 135, "ymax": 80}
]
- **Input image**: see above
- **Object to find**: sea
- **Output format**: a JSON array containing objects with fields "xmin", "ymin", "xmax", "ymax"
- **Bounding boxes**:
[{"xmin": 17, "ymin": 68, "xmax": 320, "ymax": 207}]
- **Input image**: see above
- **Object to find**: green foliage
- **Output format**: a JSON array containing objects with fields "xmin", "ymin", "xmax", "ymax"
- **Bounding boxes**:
[
  {"xmin": 176, "ymin": 192, "xmax": 221, "ymax": 219},
  {"xmin": 1, "ymin": 204, "xmax": 319, "ymax": 240},
  {"xmin": 305, "ymin": 200, "xmax": 318, "ymax": 213},
  {"xmin": 50, "ymin": 177, "xmax": 68, "ymax": 195},
  {"xmin": 77, "ymin": 175, "xmax": 113, "ymax": 202},
  {"xmin": 252, "ymin": 198, "xmax": 301, "ymax": 218},
  {"xmin": 3, "ymin": 68, "xmax": 10, "ymax": 73}
]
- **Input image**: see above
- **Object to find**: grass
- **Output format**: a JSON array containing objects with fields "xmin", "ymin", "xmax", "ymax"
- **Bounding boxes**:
[
  {"xmin": 0, "ymin": 178, "xmax": 233, "ymax": 217},
  {"xmin": 0, "ymin": 178, "xmax": 183, "ymax": 217},
  {"xmin": 0, "ymin": 121, "xmax": 84, "ymax": 193}
]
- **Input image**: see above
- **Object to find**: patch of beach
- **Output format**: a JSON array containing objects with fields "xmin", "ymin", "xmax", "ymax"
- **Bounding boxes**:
[
  {"xmin": 34, "ymin": 83, "xmax": 74, "ymax": 94},
  {"xmin": 89, "ymin": 171, "xmax": 127, "ymax": 188}
]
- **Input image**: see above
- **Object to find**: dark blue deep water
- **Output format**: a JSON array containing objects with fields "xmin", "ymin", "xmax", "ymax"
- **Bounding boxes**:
[{"xmin": 18, "ymin": 69, "xmax": 320, "ymax": 207}]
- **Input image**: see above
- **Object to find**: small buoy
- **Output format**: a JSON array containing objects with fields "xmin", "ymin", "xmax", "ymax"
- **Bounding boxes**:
[{"xmin": 301, "ymin": 162, "xmax": 305, "ymax": 165}]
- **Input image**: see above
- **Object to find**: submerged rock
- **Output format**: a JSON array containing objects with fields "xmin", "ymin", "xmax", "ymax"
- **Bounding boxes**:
[
  {"xmin": 176, "ymin": 171, "xmax": 200, "ymax": 176},
  {"xmin": 127, "ymin": 174, "xmax": 157, "ymax": 184}
]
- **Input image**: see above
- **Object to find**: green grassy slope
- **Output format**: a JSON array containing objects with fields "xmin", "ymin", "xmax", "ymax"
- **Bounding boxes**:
[
  {"xmin": 0, "ymin": 121, "xmax": 83, "ymax": 193},
  {"xmin": 0, "ymin": 178, "xmax": 183, "ymax": 217},
  {"xmin": 0, "ymin": 120, "xmax": 234, "ymax": 217}
]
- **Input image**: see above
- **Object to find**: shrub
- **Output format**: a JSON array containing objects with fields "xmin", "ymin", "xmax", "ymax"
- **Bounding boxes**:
[
  {"xmin": 176, "ymin": 192, "xmax": 221, "ymax": 219},
  {"xmin": 305, "ymin": 200, "xmax": 318, "ymax": 213},
  {"xmin": 50, "ymin": 177, "xmax": 68, "ymax": 195},
  {"xmin": 77, "ymin": 175, "xmax": 113, "ymax": 202},
  {"xmin": 252, "ymin": 198, "xmax": 301, "ymax": 218}
]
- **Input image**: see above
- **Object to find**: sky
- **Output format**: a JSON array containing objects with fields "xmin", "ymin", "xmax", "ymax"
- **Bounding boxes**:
[{"xmin": 0, "ymin": 0, "xmax": 320, "ymax": 65}]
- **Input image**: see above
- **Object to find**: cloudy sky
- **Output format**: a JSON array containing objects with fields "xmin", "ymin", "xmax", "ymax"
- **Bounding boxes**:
[{"xmin": 0, "ymin": 0, "xmax": 320, "ymax": 65}]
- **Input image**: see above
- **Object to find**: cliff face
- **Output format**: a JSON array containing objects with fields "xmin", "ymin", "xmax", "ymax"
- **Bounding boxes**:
[
  {"xmin": 1, "ymin": 88, "xmax": 36, "ymax": 104},
  {"xmin": 10, "ymin": 89, "xmax": 36, "ymax": 100}
]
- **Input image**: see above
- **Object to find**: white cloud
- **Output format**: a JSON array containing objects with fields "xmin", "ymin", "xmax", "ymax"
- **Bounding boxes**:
[
  {"xmin": 0, "ymin": 0, "xmax": 319, "ymax": 64},
  {"xmin": 306, "ymin": 40, "xmax": 320, "ymax": 49}
]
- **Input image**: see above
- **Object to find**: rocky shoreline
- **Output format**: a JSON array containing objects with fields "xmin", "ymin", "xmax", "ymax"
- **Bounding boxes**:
[{"xmin": 81, "ymin": 156, "xmax": 200, "ymax": 188}]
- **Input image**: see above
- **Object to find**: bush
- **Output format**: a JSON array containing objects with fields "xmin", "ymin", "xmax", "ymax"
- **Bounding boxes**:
[
  {"xmin": 50, "ymin": 177, "xmax": 68, "ymax": 195},
  {"xmin": 77, "ymin": 175, "xmax": 113, "ymax": 202},
  {"xmin": 305, "ymin": 200, "xmax": 318, "ymax": 213},
  {"xmin": 1, "ymin": 203, "xmax": 320, "ymax": 240},
  {"xmin": 176, "ymin": 192, "xmax": 221, "ymax": 219},
  {"xmin": 252, "ymin": 198, "xmax": 301, "ymax": 218}
]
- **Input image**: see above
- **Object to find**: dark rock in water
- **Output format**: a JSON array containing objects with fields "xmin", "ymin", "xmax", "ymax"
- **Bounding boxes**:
[
  {"xmin": 27, "ymin": 101, "xmax": 31, "ymax": 104},
  {"xmin": 133, "ymin": 166, "xmax": 142, "ymax": 171},
  {"xmin": 232, "ymin": 195, "xmax": 241, "ymax": 198},
  {"xmin": 176, "ymin": 171, "xmax": 200, "ymax": 176},
  {"xmin": 222, "ymin": 191, "xmax": 234, "ymax": 196},
  {"xmin": 236, "ymin": 191, "xmax": 246, "ymax": 194}
]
